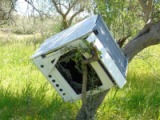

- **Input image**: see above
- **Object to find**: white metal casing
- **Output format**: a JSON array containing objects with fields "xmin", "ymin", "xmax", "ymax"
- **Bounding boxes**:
[{"xmin": 31, "ymin": 15, "xmax": 128, "ymax": 102}]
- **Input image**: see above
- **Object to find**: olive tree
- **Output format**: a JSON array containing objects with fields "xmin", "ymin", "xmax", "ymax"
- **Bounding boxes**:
[
  {"xmin": 76, "ymin": 0, "xmax": 160, "ymax": 119},
  {"xmin": 0, "ymin": 0, "xmax": 17, "ymax": 25},
  {"xmin": 18, "ymin": 0, "xmax": 160, "ymax": 119},
  {"xmin": 24, "ymin": 0, "xmax": 92, "ymax": 30},
  {"xmin": 51, "ymin": 0, "xmax": 91, "ymax": 29}
]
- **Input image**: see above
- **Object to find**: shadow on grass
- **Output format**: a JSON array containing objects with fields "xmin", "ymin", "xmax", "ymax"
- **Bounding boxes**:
[
  {"xmin": 0, "ymin": 83, "xmax": 79, "ymax": 120},
  {"xmin": 1, "ymin": 74, "xmax": 160, "ymax": 120}
]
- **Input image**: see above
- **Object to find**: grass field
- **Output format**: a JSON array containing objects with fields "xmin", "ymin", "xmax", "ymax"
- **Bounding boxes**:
[{"xmin": 0, "ymin": 32, "xmax": 160, "ymax": 120}]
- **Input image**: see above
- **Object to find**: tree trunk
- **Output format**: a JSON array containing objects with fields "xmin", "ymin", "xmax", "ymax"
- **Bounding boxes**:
[
  {"xmin": 123, "ymin": 21, "xmax": 160, "ymax": 61},
  {"xmin": 76, "ymin": 90, "xmax": 110, "ymax": 120},
  {"xmin": 76, "ymin": 20, "xmax": 160, "ymax": 119},
  {"xmin": 62, "ymin": 17, "xmax": 69, "ymax": 30}
]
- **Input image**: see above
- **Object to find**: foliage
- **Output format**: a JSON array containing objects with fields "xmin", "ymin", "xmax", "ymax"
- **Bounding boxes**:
[
  {"xmin": 10, "ymin": 15, "xmax": 61, "ymax": 36},
  {"xmin": 152, "ymin": 0, "xmax": 160, "ymax": 22},
  {"xmin": 94, "ymin": 0, "xmax": 144, "ymax": 40},
  {"xmin": 24, "ymin": 0, "xmax": 92, "ymax": 30},
  {"xmin": 51, "ymin": 0, "xmax": 92, "ymax": 29},
  {"xmin": 0, "ymin": 0, "xmax": 17, "ymax": 25}
]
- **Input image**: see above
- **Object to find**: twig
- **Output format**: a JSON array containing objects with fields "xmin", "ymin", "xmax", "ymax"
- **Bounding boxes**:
[
  {"xmin": 81, "ymin": 44, "xmax": 99, "ymax": 116},
  {"xmin": 82, "ymin": 44, "xmax": 99, "ymax": 64},
  {"xmin": 81, "ymin": 64, "xmax": 88, "ymax": 106},
  {"xmin": 24, "ymin": 0, "xmax": 50, "ymax": 18},
  {"xmin": 117, "ymin": 34, "xmax": 131, "ymax": 48}
]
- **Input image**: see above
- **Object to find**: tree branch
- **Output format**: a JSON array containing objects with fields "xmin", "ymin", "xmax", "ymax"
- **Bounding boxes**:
[
  {"xmin": 82, "ymin": 44, "xmax": 99, "ymax": 64},
  {"xmin": 8, "ymin": 0, "xmax": 17, "ymax": 16},
  {"xmin": 65, "ymin": 0, "xmax": 77, "ymax": 16},
  {"xmin": 77, "ymin": 44, "xmax": 100, "ymax": 120},
  {"xmin": 76, "ymin": 19, "xmax": 160, "ymax": 120},
  {"xmin": 123, "ymin": 20, "xmax": 160, "ymax": 61},
  {"xmin": 138, "ymin": 0, "xmax": 153, "ymax": 23},
  {"xmin": 117, "ymin": 34, "xmax": 131, "ymax": 48},
  {"xmin": 60, "ymin": 2, "xmax": 68, "ymax": 10},
  {"xmin": 52, "ymin": 0, "xmax": 64, "ymax": 16},
  {"xmin": 138, "ymin": 0, "xmax": 148, "ymax": 12},
  {"xmin": 0, "ymin": 0, "xmax": 17, "ymax": 21},
  {"xmin": 68, "ymin": 7, "xmax": 84, "ymax": 26},
  {"xmin": 81, "ymin": 64, "xmax": 89, "ymax": 117},
  {"xmin": 25, "ymin": 0, "xmax": 39, "ymax": 13}
]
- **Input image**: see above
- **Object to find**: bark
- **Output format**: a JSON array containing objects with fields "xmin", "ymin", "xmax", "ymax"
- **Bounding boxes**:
[
  {"xmin": 76, "ymin": 90, "xmax": 110, "ymax": 120},
  {"xmin": 117, "ymin": 34, "xmax": 131, "ymax": 48},
  {"xmin": 76, "ymin": 20, "xmax": 160, "ymax": 119},
  {"xmin": 81, "ymin": 64, "xmax": 88, "ymax": 109},
  {"xmin": 62, "ymin": 16, "xmax": 69, "ymax": 29},
  {"xmin": 123, "ymin": 21, "xmax": 160, "ymax": 61},
  {"xmin": 138, "ymin": 0, "xmax": 153, "ymax": 23}
]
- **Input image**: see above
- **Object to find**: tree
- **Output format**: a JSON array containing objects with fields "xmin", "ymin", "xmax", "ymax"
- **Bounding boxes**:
[
  {"xmin": 0, "ymin": 0, "xmax": 17, "ymax": 25},
  {"xmin": 76, "ymin": 0, "xmax": 160, "ymax": 119},
  {"xmin": 51, "ymin": 0, "xmax": 91, "ymax": 29},
  {"xmin": 14, "ymin": 0, "xmax": 160, "ymax": 119},
  {"xmin": 24, "ymin": 0, "xmax": 91, "ymax": 30}
]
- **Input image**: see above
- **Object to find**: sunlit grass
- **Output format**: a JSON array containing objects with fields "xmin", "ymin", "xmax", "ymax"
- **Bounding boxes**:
[
  {"xmin": 97, "ymin": 45, "xmax": 160, "ymax": 120},
  {"xmin": 0, "ymin": 36, "xmax": 80, "ymax": 119},
  {"xmin": 0, "ymin": 34, "xmax": 160, "ymax": 119}
]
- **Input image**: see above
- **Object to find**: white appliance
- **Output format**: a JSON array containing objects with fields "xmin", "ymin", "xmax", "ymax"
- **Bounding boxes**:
[{"xmin": 31, "ymin": 15, "xmax": 128, "ymax": 102}]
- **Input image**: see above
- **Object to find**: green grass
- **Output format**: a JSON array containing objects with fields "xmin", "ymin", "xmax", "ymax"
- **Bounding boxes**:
[
  {"xmin": 0, "ymin": 33, "xmax": 160, "ymax": 120},
  {"xmin": 0, "ymin": 35, "xmax": 80, "ymax": 120},
  {"xmin": 97, "ymin": 45, "xmax": 160, "ymax": 120}
]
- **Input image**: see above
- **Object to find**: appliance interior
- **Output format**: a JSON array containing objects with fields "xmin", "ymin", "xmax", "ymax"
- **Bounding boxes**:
[{"xmin": 55, "ymin": 50, "xmax": 103, "ymax": 94}]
